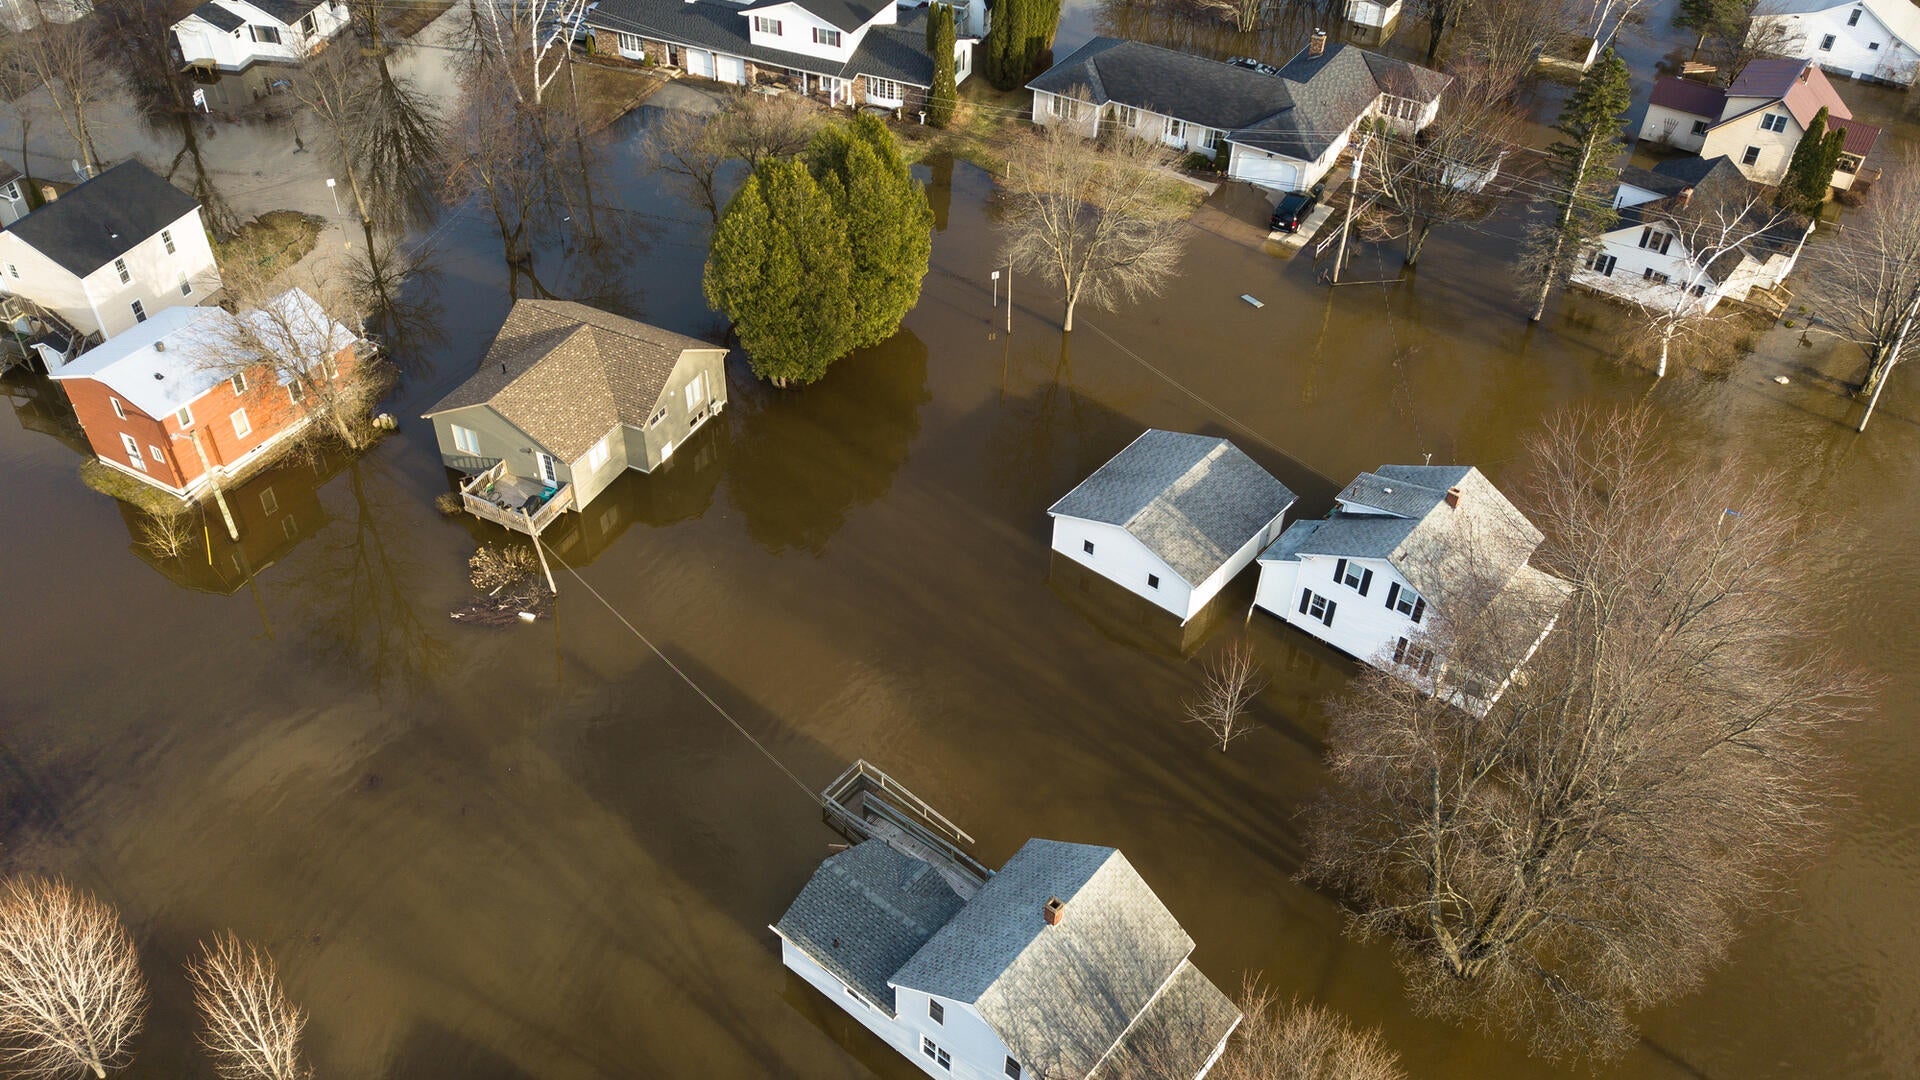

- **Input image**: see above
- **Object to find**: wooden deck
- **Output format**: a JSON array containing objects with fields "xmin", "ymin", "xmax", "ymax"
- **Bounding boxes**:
[
  {"xmin": 822, "ymin": 760, "xmax": 990, "ymax": 898},
  {"xmin": 461, "ymin": 461, "xmax": 574, "ymax": 536}
]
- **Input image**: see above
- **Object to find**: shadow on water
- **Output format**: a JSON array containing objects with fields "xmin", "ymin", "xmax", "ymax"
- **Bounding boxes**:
[{"xmin": 385, "ymin": 1023, "xmax": 540, "ymax": 1080}]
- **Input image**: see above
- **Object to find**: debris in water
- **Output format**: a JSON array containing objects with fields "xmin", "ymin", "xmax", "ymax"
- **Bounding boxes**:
[
  {"xmin": 1241, "ymin": 295, "xmax": 1264, "ymax": 308},
  {"xmin": 1774, "ymin": 375, "xmax": 1791, "ymax": 385},
  {"xmin": 517, "ymin": 611, "xmax": 537, "ymax": 622}
]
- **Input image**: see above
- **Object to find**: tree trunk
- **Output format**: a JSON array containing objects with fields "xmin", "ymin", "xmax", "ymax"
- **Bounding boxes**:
[
  {"xmin": 1528, "ymin": 233, "xmax": 1562, "ymax": 323},
  {"xmin": 1657, "ymin": 331, "xmax": 1671, "ymax": 378},
  {"xmin": 1406, "ymin": 222, "xmax": 1432, "ymax": 267},
  {"xmin": 1861, "ymin": 340, "xmax": 1892, "ymax": 397},
  {"xmin": 1062, "ymin": 293, "xmax": 1077, "ymax": 332}
]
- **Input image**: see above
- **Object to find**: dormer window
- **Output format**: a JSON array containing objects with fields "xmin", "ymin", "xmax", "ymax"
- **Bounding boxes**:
[
  {"xmin": 251, "ymin": 24, "xmax": 282, "ymax": 44},
  {"xmin": 1760, "ymin": 112, "xmax": 1789, "ymax": 133},
  {"xmin": 927, "ymin": 999, "xmax": 943, "ymax": 1024},
  {"xmin": 813, "ymin": 27, "xmax": 840, "ymax": 46},
  {"xmin": 753, "ymin": 15, "xmax": 781, "ymax": 33}
]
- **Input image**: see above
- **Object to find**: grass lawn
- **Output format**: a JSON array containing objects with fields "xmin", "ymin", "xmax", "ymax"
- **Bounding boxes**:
[
  {"xmin": 895, "ymin": 79, "xmax": 1030, "ymax": 173},
  {"xmin": 215, "ymin": 210, "xmax": 325, "ymax": 282},
  {"xmin": 80, "ymin": 459, "xmax": 191, "ymax": 518},
  {"xmin": 569, "ymin": 61, "xmax": 666, "ymax": 135},
  {"xmin": 381, "ymin": 0, "xmax": 456, "ymax": 39}
]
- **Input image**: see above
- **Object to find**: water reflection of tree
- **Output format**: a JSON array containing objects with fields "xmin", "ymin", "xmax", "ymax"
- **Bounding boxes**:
[
  {"xmin": 925, "ymin": 154, "xmax": 954, "ymax": 232},
  {"xmin": 1093, "ymin": 0, "xmax": 1333, "ymax": 63},
  {"xmin": 724, "ymin": 332, "xmax": 930, "ymax": 555}
]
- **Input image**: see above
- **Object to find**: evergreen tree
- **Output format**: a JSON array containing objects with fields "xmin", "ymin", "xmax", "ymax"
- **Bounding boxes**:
[
  {"xmin": 704, "ymin": 158, "xmax": 857, "ymax": 387},
  {"xmin": 809, "ymin": 115, "xmax": 933, "ymax": 348},
  {"xmin": 1521, "ymin": 46, "xmax": 1632, "ymax": 323},
  {"xmin": 1779, "ymin": 106, "xmax": 1845, "ymax": 217},
  {"xmin": 1675, "ymin": 0, "xmax": 1744, "ymax": 54},
  {"xmin": 927, "ymin": 3, "xmax": 957, "ymax": 127},
  {"xmin": 985, "ymin": 0, "xmax": 1047, "ymax": 90}
]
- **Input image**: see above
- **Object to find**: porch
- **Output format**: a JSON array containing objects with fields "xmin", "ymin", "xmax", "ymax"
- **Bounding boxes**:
[
  {"xmin": 461, "ymin": 460, "xmax": 574, "ymax": 536},
  {"xmin": 821, "ymin": 759, "xmax": 989, "ymax": 898}
]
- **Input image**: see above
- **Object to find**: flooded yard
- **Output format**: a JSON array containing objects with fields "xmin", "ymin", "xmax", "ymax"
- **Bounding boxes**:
[{"xmin": 2, "ymin": 3, "xmax": 1919, "ymax": 1078}]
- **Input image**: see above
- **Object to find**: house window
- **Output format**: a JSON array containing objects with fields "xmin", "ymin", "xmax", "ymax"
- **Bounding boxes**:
[
  {"xmin": 753, "ymin": 16, "xmax": 781, "ymax": 34},
  {"xmin": 162, "ymin": 228, "xmax": 176, "ymax": 254},
  {"xmin": 1381, "ymin": 95, "xmax": 1420, "ymax": 122},
  {"xmin": 1111, "ymin": 103, "xmax": 1138, "ymax": 126},
  {"xmin": 1638, "ymin": 227, "xmax": 1673, "ymax": 255},
  {"xmin": 282, "ymin": 515, "xmax": 299, "ymax": 539},
  {"xmin": 1590, "ymin": 251, "xmax": 1617, "ymax": 276},
  {"xmin": 1005, "ymin": 1059, "xmax": 1023, "ymax": 1080},
  {"xmin": 230, "ymin": 372, "xmax": 248, "ymax": 395},
  {"xmin": 1691, "ymin": 283, "xmax": 1707, "ymax": 296},
  {"xmin": 6, "ymin": 262, "xmax": 16, "ymax": 278},
  {"xmin": 585, "ymin": 435, "xmax": 611, "ymax": 470},
  {"xmin": 1334, "ymin": 557, "xmax": 1371, "ymax": 594},
  {"xmin": 648, "ymin": 403, "xmax": 668, "ymax": 427},
  {"xmin": 1049, "ymin": 94, "xmax": 1083, "ymax": 121},
  {"xmin": 1299, "ymin": 589, "xmax": 1336, "ymax": 627},
  {"xmin": 1386, "ymin": 582, "xmax": 1425, "ymax": 621},
  {"xmin": 1742, "ymin": 145, "xmax": 1761, "ymax": 165},
  {"xmin": 260, "ymin": 486, "xmax": 279, "ymax": 514},
  {"xmin": 0, "ymin": 181, "xmax": 15, "ymax": 201},
  {"xmin": 1642, "ymin": 268, "xmax": 1671, "ymax": 284},
  {"xmin": 1820, "ymin": 33, "xmax": 1836, "ymax": 50},
  {"xmin": 1870, "ymin": 40, "xmax": 1882, "ymax": 50},
  {"xmin": 1082, "ymin": 539, "xmax": 1094, "ymax": 555},
  {"xmin": 1205, "ymin": 128, "xmax": 1224, "ymax": 151},
  {"xmin": 1690, "ymin": 119, "xmax": 1709, "ymax": 136},
  {"xmin": 928, "ymin": 999, "xmax": 944, "ymax": 1024},
  {"xmin": 450, "ymin": 424, "xmax": 481, "ymax": 455},
  {"xmin": 149, "ymin": 444, "xmax": 164, "ymax": 463},
  {"xmin": 252, "ymin": 24, "xmax": 283, "ymax": 44},
  {"xmin": 1393, "ymin": 636, "xmax": 1434, "ymax": 676},
  {"xmin": 1760, "ymin": 112, "xmax": 1789, "ymax": 133},
  {"xmin": 1838, "ymin": 154, "xmax": 1862, "ymax": 174},
  {"xmin": 1147, "ymin": 573, "xmax": 1160, "ymax": 589},
  {"xmin": 176, "ymin": 404, "xmax": 194, "ymax": 427},
  {"xmin": 921, "ymin": 1036, "xmax": 952, "ymax": 1070},
  {"xmin": 616, "ymin": 30, "xmax": 642, "ymax": 53},
  {"xmin": 179, "ymin": 272, "xmax": 192, "ymax": 296},
  {"xmin": 866, "ymin": 76, "xmax": 902, "ymax": 101},
  {"xmin": 287, "ymin": 382, "xmax": 304, "ymax": 406},
  {"xmin": 1165, "ymin": 117, "xmax": 1186, "ymax": 142},
  {"xmin": 131, "ymin": 299, "xmax": 146, "ymax": 322},
  {"xmin": 300, "ymin": 11, "xmax": 316, "ymax": 35},
  {"xmin": 1849, "ymin": 7, "xmax": 1862, "ymax": 25},
  {"xmin": 813, "ymin": 27, "xmax": 840, "ymax": 46},
  {"xmin": 231, "ymin": 407, "xmax": 251, "ymax": 439},
  {"xmin": 685, "ymin": 372, "xmax": 707, "ymax": 412},
  {"xmin": 111, "ymin": 397, "xmax": 126, "ymax": 420},
  {"xmin": 114, "ymin": 257, "xmax": 130, "ymax": 284}
]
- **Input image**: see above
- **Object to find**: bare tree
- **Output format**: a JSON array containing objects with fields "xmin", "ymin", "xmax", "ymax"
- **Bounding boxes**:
[
  {"xmin": 1459, "ymin": 0, "xmax": 1581, "ymax": 90},
  {"xmin": 644, "ymin": 92, "xmax": 822, "ymax": 224},
  {"xmin": 449, "ymin": 62, "xmax": 561, "ymax": 269},
  {"xmin": 1190, "ymin": 0, "xmax": 1265, "ymax": 33},
  {"xmin": 1182, "ymin": 638, "xmax": 1266, "ymax": 752},
  {"xmin": 1305, "ymin": 407, "xmax": 1867, "ymax": 1061},
  {"xmin": 135, "ymin": 510, "xmax": 198, "ymax": 560},
  {"xmin": 14, "ymin": 11, "xmax": 115, "ymax": 175},
  {"xmin": 644, "ymin": 107, "xmax": 731, "ymax": 223},
  {"xmin": 0, "ymin": 878, "xmax": 147, "ymax": 1079},
  {"xmin": 1002, "ymin": 119, "xmax": 1188, "ymax": 332},
  {"xmin": 724, "ymin": 91, "xmax": 822, "ymax": 169},
  {"xmin": 1701, "ymin": 1, "xmax": 1799, "ymax": 84},
  {"xmin": 0, "ymin": 36, "xmax": 42, "ymax": 199},
  {"xmin": 186, "ymin": 934, "xmax": 307, "ymax": 1080},
  {"xmin": 1362, "ymin": 60, "xmax": 1525, "ymax": 267},
  {"xmin": 1819, "ymin": 148, "xmax": 1920, "ymax": 428},
  {"xmin": 1210, "ymin": 980, "xmax": 1405, "ymax": 1080},
  {"xmin": 464, "ymin": 0, "xmax": 591, "ymax": 106}
]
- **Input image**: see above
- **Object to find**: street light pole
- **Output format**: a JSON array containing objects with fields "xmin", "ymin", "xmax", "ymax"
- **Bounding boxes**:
[{"xmin": 325, "ymin": 177, "xmax": 342, "ymax": 215}]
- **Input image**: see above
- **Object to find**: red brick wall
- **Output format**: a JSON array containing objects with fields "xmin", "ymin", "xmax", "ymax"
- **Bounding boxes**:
[{"xmin": 62, "ymin": 378, "xmax": 187, "ymax": 489}]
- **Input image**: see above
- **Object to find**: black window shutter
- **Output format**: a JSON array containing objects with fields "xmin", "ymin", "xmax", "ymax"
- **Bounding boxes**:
[
  {"xmin": 1385, "ymin": 582, "xmax": 1400, "ymax": 609},
  {"xmin": 1639, "ymin": 226, "xmax": 1652, "ymax": 248},
  {"xmin": 1358, "ymin": 568, "xmax": 1373, "ymax": 596},
  {"xmin": 1411, "ymin": 597, "xmax": 1426, "ymax": 623},
  {"xmin": 1322, "ymin": 599, "xmax": 1337, "ymax": 627},
  {"xmin": 1393, "ymin": 637, "xmax": 1407, "ymax": 663},
  {"xmin": 1334, "ymin": 558, "xmax": 1347, "ymax": 584},
  {"xmin": 1659, "ymin": 232, "xmax": 1673, "ymax": 255},
  {"xmin": 1298, "ymin": 589, "xmax": 1311, "ymax": 615}
]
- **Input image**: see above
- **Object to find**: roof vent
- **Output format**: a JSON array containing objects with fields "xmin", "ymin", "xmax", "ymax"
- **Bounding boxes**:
[
  {"xmin": 1445, "ymin": 485, "xmax": 1462, "ymax": 509},
  {"xmin": 1043, "ymin": 896, "xmax": 1065, "ymax": 926},
  {"xmin": 153, "ymin": 340, "xmax": 166, "ymax": 352},
  {"xmin": 152, "ymin": 371, "xmax": 163, "ymax": 379}
]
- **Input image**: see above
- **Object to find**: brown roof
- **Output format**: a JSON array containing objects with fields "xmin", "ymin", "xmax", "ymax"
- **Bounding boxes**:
[
  {"xmin": 424, "ymin": 300, "xmax": 720, "ymax": 461},
  {"xmin": 1648, "ymin": 76, "xmax": 1727, "ymax": 119}
]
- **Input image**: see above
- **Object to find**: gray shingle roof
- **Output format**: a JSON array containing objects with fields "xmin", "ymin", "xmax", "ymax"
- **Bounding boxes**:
[
  {"xmin": 1612, "ymin": 157, "xmax": 1808, "ymax": 275},
  {"xmin": 773, "ymin": 840, "xmax": 967, "ymax": 1015},
  {"xmin": 1048, "ymin": 430, "xmax": 1297, "ymax": 588},
  {"xmin": 242, "ymin": 0, "xmax": 328, "ymax": 24},
  {"xmin": 1101, "ymin": 959, "xmax": 1242, "ymax": 1079},
  {"xmin": 6, "ymin": 160, "xmax": 200, "ymax": 278},
  {"xmin": 423, "ymin": 299, "xmax": 719, "ymax": 462},
  {"xmin": 891, "ymin": 840, "xmax": 1198, "ymax": 1077},
  {"xmin": 588, "ymin": 0, "xmax": 937, "ymax": 87},
  {"xmin": 189, "ymin": 1, "xmax": 245, "ymax": 31},
  {"xmin": 1234, "ymin": 42, "xmax": 1450, "ymax": 161},
  {"xmin": 742, "ymin": 0, "xmax": 891, "ymax": 33}
]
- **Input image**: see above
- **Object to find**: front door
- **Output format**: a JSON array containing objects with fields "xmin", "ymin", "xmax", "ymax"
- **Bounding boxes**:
[
  {"xmin": 536, "ymin": 451, "xmax": 558, "ymax": 486},
  {"xmin": 119, "ymin": 433, "xmax": 146, "ymax": 471}
]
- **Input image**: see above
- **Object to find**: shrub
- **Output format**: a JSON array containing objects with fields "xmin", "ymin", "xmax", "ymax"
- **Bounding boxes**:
[
  {"xmin": 434, "ymin": 491, "xmax": 465, "ymax": 516},
  {"xmin": 469, "ymin": 544, "xmax": 538, "ymax": 591}
]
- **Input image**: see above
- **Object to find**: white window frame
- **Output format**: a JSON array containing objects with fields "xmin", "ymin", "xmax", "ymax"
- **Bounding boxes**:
[
  {"xmin": 111, "ymin": 397, "xmax": 126, "ymax": 420},
  {"xmin": 131, "ymin": 299, "xmax": 147, "ymax": 323},
  {"xmin": 0, "ymin": 181, "xmax": 16, "ymax": 202},
  {"xmin": 179, "ymin": 272, "xmax": 192, "ymax": 296},
  {"xmin": 1760, "ymin": 112, "xmax": 1789, "ymax": 133},
  {"xmin": 1849, "ymin": 7, "xmax": 1862, "ymax": 26},
  {"xmin": 260, "ymin": 486, "xmax": 279, "ymax": 514},
  {"xmin": 251, "ymin": 24, "xmax": 282, "ymax": 44},
  {"xmin": 684, "ymin": 372, "xmax": 707, "ymax": 412},
  {"xmin": 176, "ymin": 404, "xmax": 194, "ymax": 427},
  {"xmin": 1742, "ymin": 145, "xmax": 1761, "ymax": 165},
  {"xmin": 1110, "ymin": 103, "xmax": 1138, "ymax": 127},
  {"xmin": 6, "ymin": 262, "xmax": 16, "ymax": 279},
  {"xmin": 585, "ymin": 434, "xmax": 611, "ymax": 470},
  {"xmin": 231, "ymin": 407, "xmax": 252, "ymax": 439},
  {"xmin": 450, "ymin": 424, "xmax": 482, "ymax": 455},
  {"xmin": 1820, "ymin": 33, "xmax": 1836, "ymax": 50},
  {"xmin": 753, "ymin": 16, "xmax": 781, "ymax": 34},
  {"xmin": 813, "ymin": 26, "xmax": 840, "ymax": 46},
  {"xmin": 648, "ymin": 403, "xmax": 669, "ymax": 427},
  {"xmin": 113, "ymin": 257, "xmax": 130, "ymax": 284},
  {"xmin": 149, "ymin": 444, "xmax": 165, "ymax": 463},
  {"xmin": 865, "ymin": 76, "xmax": 902, "ymax": 102},
  {"xmin": 118, "ymin": 432, "xmax": 145, "ymax": 470},
  {"xmin": 1165, "ymin": 116, "xmax": 1186, "ymax": 142},
  {"xmin": 161, "ymin": 228, "xmax": 176, "ymax": 254},
  {"xmin": 536, "ymin": 451, "xmax": 559, "ymax": 485},
  {"xmin": 1050, "ymin": 94, "xmax": 1083, "ymax": 121},
  {"xmin": 616, "ymin": 30, "xmax": 642, "ymax": 53},
  {"xmin": 1306, "ymin": 590, "xmax": 1334, "ymax": 626},
  {"xmin": 231, "ymin": 372, "xmax": 248, "ymax": 396}
]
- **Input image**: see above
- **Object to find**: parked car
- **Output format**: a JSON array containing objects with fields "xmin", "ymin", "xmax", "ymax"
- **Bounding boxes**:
[{"xmin": 1270, "ymin": 184, "xmax": 1324, "ymax": 233}]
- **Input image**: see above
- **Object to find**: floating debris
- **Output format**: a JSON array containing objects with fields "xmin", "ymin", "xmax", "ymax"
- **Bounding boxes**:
[
  {"xmin": 1774, "ymin": 375, "xmax": 1791, "ymax": 385},
  {"xmin": 1241, "ymin": 294, "xmax": 1264, "ymax": 309}
]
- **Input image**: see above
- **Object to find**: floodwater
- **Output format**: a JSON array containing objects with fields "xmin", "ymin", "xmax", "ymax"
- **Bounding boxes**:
[{"xmin": 2, "ymin": 7, "xmax": 1919, "ymax": 1080}]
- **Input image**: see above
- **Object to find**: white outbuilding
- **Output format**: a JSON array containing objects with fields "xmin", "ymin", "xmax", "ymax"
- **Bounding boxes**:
[{"xmin": 1048, "ymin": 429, "xmax": 1296, "ymax": 624}]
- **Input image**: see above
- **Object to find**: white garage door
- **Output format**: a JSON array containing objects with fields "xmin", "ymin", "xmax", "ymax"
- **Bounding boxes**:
[
  {"xmin": 684, "ymin": 48, "xmax": 714, "ymax": 78},
  {"xmin": 1230, "ymin": 148, "xmax": 1299, "ymax": 192},
  {"xmin": 716, "ymin": 54, "xmax": 746, "ymax": 85}
]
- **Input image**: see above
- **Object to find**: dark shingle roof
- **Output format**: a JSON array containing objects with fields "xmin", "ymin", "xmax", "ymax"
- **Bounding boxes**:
[
  {"xmin": 891, "ymin": 840, "xmax": 1200, "ymax": 1077},
  {"xmin": 423, "ymin": 300, "xmax": 719, "ymax": 461},
  {"xmin": 189, "ymin": 0, "xmax": 245, "ymax": 31},
  {"xmin": 742, "ymin": 0, "xmax": 890, "ymax": 32},
  {"xmin": 588, "ymin": 0, "xmax": 936, "ymax": 86},
  {"xmin": 1102, "ymin": 960, "xmax": 1243, "ymax": 1078},
  {"xmin": 773, "ymin": 841, "xmax": 966, "ymax": 1015},
  {"xmin": 242, "ymin": 0, "xmax": 329, "ymax": 24},
  {"xmin": 1649, "ymin": 76, "xmax": 1727, "ymax": 119},
  {"xmin": 5, "ymin": 161, "xmax": 200, "ymax": 278},
  {"xmin": 1612, "ymin": 157, "xmax": 1809, "ymax": 273},
  {"xmin": 1048, "ymin": 429, "xmax": 1297, "ymax": 587}
]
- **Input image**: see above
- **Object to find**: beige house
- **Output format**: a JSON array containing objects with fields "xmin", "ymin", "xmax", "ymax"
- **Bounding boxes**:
[
  {"xmin": 423, "ymin": 300, "xmax": 728, "ymax": 531},
  {"xmin": 1638, "ymin": 58, "xmax": 1879, "ymax": 190}
]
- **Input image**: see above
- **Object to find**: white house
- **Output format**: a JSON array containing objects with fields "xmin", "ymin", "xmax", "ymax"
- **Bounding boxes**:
[
  {"xmin": 1752, "ymin": 0, "xmax": 1920, "ymax": 86},
  {"xmin": 0, "ymin": 160, "xmax": 220, "ymax": 352},
  {"xmin": 173, "ymin": 0, "xmax": 352, "ymax": 73},
  {"xmin": 773, "ymin": 838, "xmax": 1242, "ymax": 1080},
  {"xmin": 1254, "ymin": 465, "xmax": 1568, "ymax": 714},
  {"xmin": 1344, "ymin": 0, "xmax": 1401, "ymax": 29},
  {"xmin": 1572, "ymin": 156, "xmax": 1815, "ymax": 315},
  {"xmin": 1638, "ymin": 59, "xmax": 1879, "ymax": 190},
  {"xmin": 1047, "ymin": 430, "xmax": 1296, "ymax": 624},
  {"xmin": 1027, "ymin": 31, "xmax": 1449, "ymax": 193},
  {"xmin": 0, "ymin": 162, "xmax": 31, "ymax": 226},
  {"xmin": 0, "ymin": 0, "xmax": 88, "ymax": 35},
  {"xmin": 587, "ymin": 0, "xmax": 975, "ymax": 112}
]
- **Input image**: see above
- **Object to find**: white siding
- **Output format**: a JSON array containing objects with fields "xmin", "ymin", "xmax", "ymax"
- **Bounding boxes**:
[
  {"xmin": 172, "ymin": 0, "xmax": 351, "ymax": 71},
  {"xmin": 1253, "ymin": 554, "xmax": 1423, "ymax": 668},
  {"xmin": 1344, "ymin": 0, "xmax": 1402, "ymax": 28},
  {"xmin": 1756, "ymin": 3, "xmax": 1920, "ymax": 85},
  {"xmin": 1638, "ymin": 102, "xmax": 1712, "ymax": 151},
  {"xmin": 1050, "ymin": 510, "xmax": 1286, "ymax": 624}
]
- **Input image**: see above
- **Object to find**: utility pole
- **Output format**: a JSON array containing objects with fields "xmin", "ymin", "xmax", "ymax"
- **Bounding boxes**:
[
  {"xmin": 1006, "ymin": 254, "xmax": 1013, "ymax": 334},
  {"xmin": 526, "ymin": 514, "xmax": 559, "ymax": 595},
  {"xmin": 1332, "ymin": 131, "xmax": 1371, "ymax": 285},
  {"xmin": 1858, "ymin": 282, "xmax": 1920, "ymax": 432},
  {"xmin": 178, "ymin": 429, "xmax": 238, "ymax": 541}
]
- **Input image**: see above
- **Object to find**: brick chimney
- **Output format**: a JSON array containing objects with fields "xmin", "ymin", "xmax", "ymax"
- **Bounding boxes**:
[
  {"xmin": 1309, "ymin": 28, "xmax": 1327, "ymax": 58},
  {"xmin": 1043, "ymin": 896, "xmax": 1065, "ymax": 926},
  {"xmin": 1445, "ymin": 485, "xmax": 1462, "ymax": 509}
]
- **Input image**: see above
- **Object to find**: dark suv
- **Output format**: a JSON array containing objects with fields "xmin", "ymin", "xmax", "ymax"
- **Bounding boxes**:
[{"xmin": 1269, "ymin": 184, "xmax": 1325, "ymax": 233}]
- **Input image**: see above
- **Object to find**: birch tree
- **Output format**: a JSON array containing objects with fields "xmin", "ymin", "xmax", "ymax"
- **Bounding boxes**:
[
  {"xmin": 0, "ymin": 878, "xmax": 147, "ymax": 1079},
  {"xmin": 187, "ymin": 934, "xmax": 308, "ymax": 1080},
  {"xmin": 466, "ymin": 0, "xmax": 591, "ymax": 106},
  {"xmin": 1305, "ymin": 407, "xmax": 1867, "ymax": 1061},
  {"xmin": 1001, "ymin": 118, "xmax": 1188, "ymax": 333},
  {"xmin": 1519, "ymin": 46, "xmax": 1630, "ymax": 323},
  {"xmin": 1181, "ymin": 638, "xmax": 1266, "ymax": 752},
  {"xmin": 1821, "ymin": 149, "xmax": 1920, "ymax": 427}
]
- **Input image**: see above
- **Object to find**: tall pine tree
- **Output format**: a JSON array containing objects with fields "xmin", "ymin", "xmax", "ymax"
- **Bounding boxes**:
[
  {"xmin": 926, "ymin": 3, "xmax": 957, "ymax": 127},
  {"xmin": 1522, "ymin": 46, "xmax": 1632, "ymax": 323},
  {"xmin": 808, "ymin": 115, "xmax": 933, "ymax": 349},
  {"xmin": 704, "ymin": 158, "xmax": 857, "ymax": 387},
  {"xmin": 1779, "ymin": 106, "xmax": 1845, "ymax": 217}
]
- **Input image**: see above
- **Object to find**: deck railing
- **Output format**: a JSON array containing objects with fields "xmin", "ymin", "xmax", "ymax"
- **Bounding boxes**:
[
  {"xmin": 460, "ymin": 461, "xmax": 574, "ymax": 536},
  {"xmin": 821, "ymin": 760, "xmax": 991, "ymax": 890}
]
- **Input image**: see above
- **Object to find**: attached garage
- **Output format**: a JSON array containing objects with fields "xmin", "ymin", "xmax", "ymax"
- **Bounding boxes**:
[
  {"xmin": 683, "ymin": 48, "xmax": 714, "ymax": 78},
  {"xmin": 1227, "ymin": 145, "xmax": 1299, "ymax": 192},
  {"xmin": 715, "ymin": 54, "xmax": 746, "ymax": 85}
]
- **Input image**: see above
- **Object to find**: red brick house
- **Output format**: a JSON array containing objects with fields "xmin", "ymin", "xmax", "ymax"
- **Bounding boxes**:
[{"xmin": 50, "ymin": 288, "xmax": 359, "ymax": 499}]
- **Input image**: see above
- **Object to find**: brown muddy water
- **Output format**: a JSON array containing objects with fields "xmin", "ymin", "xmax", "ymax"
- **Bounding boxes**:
[{"xmin": 4, "ymin": 21, "xmax": 1920, "ymax": 1080}]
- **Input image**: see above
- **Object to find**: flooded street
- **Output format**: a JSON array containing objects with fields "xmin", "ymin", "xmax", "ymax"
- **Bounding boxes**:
[{"xmin": 3, "ymin": 5, "xmax": 1920, "ymax": 1078}]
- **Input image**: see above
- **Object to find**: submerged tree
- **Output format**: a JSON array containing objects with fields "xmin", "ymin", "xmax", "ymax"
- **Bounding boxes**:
[
  {"xmin": 1306, "ymin": 407, "xmax": 1866, "ymax": 1060},
  {"xmin": 0, "ymin": 878, "xmax": 148, "ymax": 1079},
  {"xmin": 1181, "ymin": 638, "xmax": 1266, "ymax": 752},
  {"xmin": 14, "ymin": 11, "xmax": 114, "ymax": 176},
  {"xmin": 187, "ymin": 934, "xmax": 308, "ymax": 1080},
  {"xmin": 1519, "ymin": 46, "xmax": 1631, "ymax": 323},
  {"xmin": 1002, "ymin": 120, "xmax": 1188, "ymax": 332},
  {"xmin": 808, "ymin": 115, "xmax": 932, "ymax": 349},
  {"xmin": 1363, "ymin": 60, "xmax": 1525, "ymax": 268},
  {"xmin": 1821, "ymin": 148, "xmax": 1920, "ymax": 426},
  {"xmin": 1210, "ymin": 981, "xmax": 1406, "ymax": 1080}
]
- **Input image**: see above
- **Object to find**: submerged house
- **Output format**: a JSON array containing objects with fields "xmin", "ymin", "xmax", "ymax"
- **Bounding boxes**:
[
  {"xmin": 1253, "ymin": 465, "xmax": 1568, "ymax": 714},
  {"xmin": 172, "ymin": 0, "xmax": 352, "ymax": 75},
  {"xmin": 1027, "ymin": 30, "xmax": 1448, "ymax": 193},
  {"xmin": 1750, "ymin": 0, "xmax": 1920, "ymax": 87},
  {"xmin": 423, "ymin": 300, "xmax": 728, "ymax": 534},
  {"xmin": 1637, "ymin": 58, "xmax": 1879, "ymax": 190},
  {"xmin": 774, "ymin": 837, "xmax": 1242, "ymax": 1079},
  {"xmin": 1048, "ymin": 429, "xmax": 1296, "ymax": 624}
]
